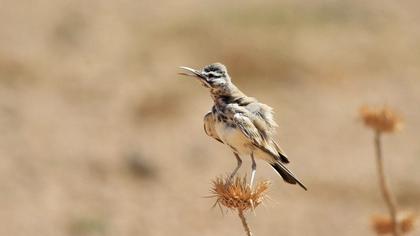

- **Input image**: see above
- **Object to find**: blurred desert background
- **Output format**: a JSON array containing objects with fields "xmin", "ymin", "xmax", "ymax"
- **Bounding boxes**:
[{"xmin": 0, "ymin": 0, "xmax": 419, "ymax": 235}]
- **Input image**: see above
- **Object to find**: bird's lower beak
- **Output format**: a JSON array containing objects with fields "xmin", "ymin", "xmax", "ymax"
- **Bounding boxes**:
[{"xmin": 178, "ymin": 66, "xmax": 210, "ymax": 87}]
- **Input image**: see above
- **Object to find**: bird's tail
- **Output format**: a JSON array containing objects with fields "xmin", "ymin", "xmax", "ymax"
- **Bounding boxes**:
[{"xmin": 270, "ymin": 162, "xmax": 307, "ymax": 191}]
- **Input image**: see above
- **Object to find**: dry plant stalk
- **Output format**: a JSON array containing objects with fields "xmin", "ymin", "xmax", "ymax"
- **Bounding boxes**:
[
  {"xmin": 211, "ymin": 176, "xmax": 270, "ymax": 236},
  {"xmin": 374, "ymin": 131, "xmax": 400, "ymax": 236},
  {"xmin": 360, "ymin": 105, "xmax": 404, "ymax": 236},
  {"xmin": 238, "ymin": 209, "xmax": 252, "ymax": 236}
]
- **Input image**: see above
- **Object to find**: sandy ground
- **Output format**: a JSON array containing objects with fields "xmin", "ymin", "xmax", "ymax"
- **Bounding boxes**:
[{"xmin": 0, "ymin": 0, "xmax": 419, "ymax": 235}]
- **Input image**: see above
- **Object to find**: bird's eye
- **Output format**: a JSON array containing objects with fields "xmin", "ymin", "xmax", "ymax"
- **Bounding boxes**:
[{"xmin": 208, "ymin": 73, "xmax": 214, "ymax": 78}]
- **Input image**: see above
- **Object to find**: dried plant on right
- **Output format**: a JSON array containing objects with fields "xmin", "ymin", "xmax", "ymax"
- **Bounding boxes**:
[
  {"xmin": 360, "ymin": 105, "xmax": 416, "ymax": 235},
  {"xmin": 360, "ymin": 106, "xmax": 403, "ymax": 133}
]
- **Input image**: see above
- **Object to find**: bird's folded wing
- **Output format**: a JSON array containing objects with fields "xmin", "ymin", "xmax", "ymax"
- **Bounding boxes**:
[
  {"xmin": 233, "ymin": 113, "xmax": 264, "ymax": 146},
  {"xmin": 272, "ymin": 140, "xmax": 290, "ymax": 163},
  {"xmin": 233, "ymin": 113, "xmax": 278, "ymax": 158},
  {"xmin": 203, "ymin": 111, "xmax": 223, "ymax": 143}
]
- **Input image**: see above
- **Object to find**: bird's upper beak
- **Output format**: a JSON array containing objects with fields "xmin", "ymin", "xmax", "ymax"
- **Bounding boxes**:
[{"xmin": 178, "ymin": 66, "xmax": 210, "ymax": 87}]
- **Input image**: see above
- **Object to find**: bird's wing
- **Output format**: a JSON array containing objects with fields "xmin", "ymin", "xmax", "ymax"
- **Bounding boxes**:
[
  {"xmin": 203, "ymin": 111, "xmax": 223, "ymax": 143},
  {"xmin": 272, "ymin": 141, "xmax": 290, "ymax": 163},
  {"xmin": 244, "ymin": 102, "xmax": 290, "ymax": 163},
  {"xmin": 233, "ymin": 113, "xmax": 264, "ymax": 145},
  {"xmin": 246, "ymin": 102, "xmax": 278, "ymax": 132},
  {"xmin": 233, "ymin": 112, "xmax": 279, "ymax": 159}
]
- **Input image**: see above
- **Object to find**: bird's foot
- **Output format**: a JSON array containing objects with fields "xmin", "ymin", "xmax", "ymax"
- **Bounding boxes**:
[{"xmin": 224, "ymin": 175, "xmax": 234, "ymax": 188}]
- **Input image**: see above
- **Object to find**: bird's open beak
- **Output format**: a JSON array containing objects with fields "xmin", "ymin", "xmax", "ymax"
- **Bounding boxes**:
[{"xmin": 178, "ymin": 66, "xmax": 210, "ymax": 87}]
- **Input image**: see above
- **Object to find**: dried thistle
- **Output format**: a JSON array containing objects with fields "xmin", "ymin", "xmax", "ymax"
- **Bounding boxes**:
[
  {"xmin": 210, "ymin": 176, "xmax": 270, "ymax": 236},
  {"xmin": 360, "ymin": 106, "xmax": 403, "ymax": 133},
  {"xmin": 211, "ymin": 176, "xmax": 270, "ymax": 212},
  {"xmin": 372, "ymin": 212, "xmax": 417, "ymax": 235},
  {"xmin": 360, "ymin": 105, "xmax": 404, "ymax": 236}
]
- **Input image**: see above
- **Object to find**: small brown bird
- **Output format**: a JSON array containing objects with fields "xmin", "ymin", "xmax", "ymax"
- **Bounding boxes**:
[{"xmin": 179, "ymin": 63, "xmax": 306, "ymax": 190}]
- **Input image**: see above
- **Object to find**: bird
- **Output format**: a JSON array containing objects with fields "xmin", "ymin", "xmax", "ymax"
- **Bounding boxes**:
[{"xmin": 178, "ymin": 63, "xmax": 307, "ymax": 190}]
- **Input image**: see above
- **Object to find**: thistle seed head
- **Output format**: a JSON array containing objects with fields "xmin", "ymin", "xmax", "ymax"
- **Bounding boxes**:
[
  {"xmin": 360, "ymin": 105, "xmax": 403, "ymax": 133},
  {"xmin": 211, "ymin": 176, "xmax": 270, "ymax": 212},
  {"xmin": 371, "ymin": 212, "xmax": 417, "ymax": 234}
]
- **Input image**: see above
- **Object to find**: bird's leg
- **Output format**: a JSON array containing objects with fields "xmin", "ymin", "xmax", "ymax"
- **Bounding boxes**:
[
  {"xmin": 250, "ymin": 153, "xmax": 257, "ymax": 188},
  {"xmin": 227, "ymin": 153, "xmax": 242, "ymax": 184}
]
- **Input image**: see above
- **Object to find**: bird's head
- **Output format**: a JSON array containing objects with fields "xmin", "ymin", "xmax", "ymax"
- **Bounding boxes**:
[{"xmin": 178, "ymin": 63, "xmax": 231, "ymax": 91}]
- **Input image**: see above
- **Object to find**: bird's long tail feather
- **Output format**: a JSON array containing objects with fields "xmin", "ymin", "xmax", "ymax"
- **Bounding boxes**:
[{"xmin": 270, "ymin": 162, "xmax": 307, "ymax": 191}]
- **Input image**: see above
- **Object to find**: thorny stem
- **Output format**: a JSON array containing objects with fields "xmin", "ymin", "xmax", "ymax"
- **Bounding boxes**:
[
  {"xmin": 238, "ymin": 209, "xmax": 252, "ymax": 236},
  {"xmin": 374, "ymin": 131, "xmax": 400, "ymax": 236}
]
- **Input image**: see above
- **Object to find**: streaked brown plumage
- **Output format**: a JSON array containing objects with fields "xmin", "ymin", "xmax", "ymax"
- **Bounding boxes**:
[{"xmin": 179, "ymin": 63, "xmax": 306, "ymax": 190}]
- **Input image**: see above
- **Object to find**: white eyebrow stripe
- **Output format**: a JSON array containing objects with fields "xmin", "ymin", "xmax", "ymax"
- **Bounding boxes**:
[{"xmin": 206, "ymin": 71, "xmax": 222, "ymax": 77}]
